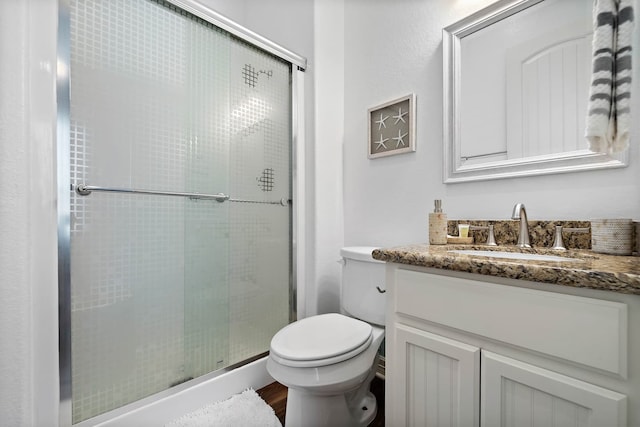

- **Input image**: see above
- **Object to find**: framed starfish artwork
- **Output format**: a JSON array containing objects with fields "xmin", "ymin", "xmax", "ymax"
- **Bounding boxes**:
[{"xmin": 367, "ymin": 94, "xmax": 416, "ymax": 159}]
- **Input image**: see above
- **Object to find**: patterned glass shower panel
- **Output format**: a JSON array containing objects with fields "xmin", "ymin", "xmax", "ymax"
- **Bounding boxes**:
[
  {"xmin": 70, "ymin": 0, "xmax": 232, "ymax": 422},
  {"xmin": 69, "ymin": 0, "xmax": 293, "ymax": 423},
  {"xmin": 228, "ymin": 42, "xmax": 291, "ymax": 364}
]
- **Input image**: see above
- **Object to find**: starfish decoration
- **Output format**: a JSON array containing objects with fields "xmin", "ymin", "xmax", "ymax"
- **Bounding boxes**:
[
  {"xmin": 393, "ymin": 129, "xmax": 408, "ymax": 147},
  {"xmin": 393, "ymin": 107, "xmax": 408, "ymax": 124},
  {"xmin": 375, "ymin": 113, "xmax": 389, "ymax": 130},
  {"xmin": 374, "ymin": 134, "xmax": 389, "ymax": 150}
]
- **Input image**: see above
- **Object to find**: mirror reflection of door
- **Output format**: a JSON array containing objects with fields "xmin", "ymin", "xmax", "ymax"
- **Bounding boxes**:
[
  {"xmin": 459, "ymin": 0, "xmax": 591, "ymax": 165},
  {"xmin": 505, "ymin": 21, "xmax": 591, "ymax": 159}
]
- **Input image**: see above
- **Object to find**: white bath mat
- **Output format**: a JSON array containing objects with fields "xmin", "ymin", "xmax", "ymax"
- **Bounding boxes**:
[{"xmin": 165, "ymin": 389, "xmax": 281, "ymax": 427}]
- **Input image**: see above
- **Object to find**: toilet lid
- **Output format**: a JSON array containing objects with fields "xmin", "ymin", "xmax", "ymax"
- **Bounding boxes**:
[{"xmin": 270, "ymin": 313, "xmax": 372, "ymax": 364}]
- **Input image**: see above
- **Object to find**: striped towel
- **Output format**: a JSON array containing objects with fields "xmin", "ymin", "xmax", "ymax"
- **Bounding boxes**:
[
  {"xmin": 585, "ymin": 0, "xmax": 635, "ymax": 154},
  {"xmin": 614, "ymin": 0, "xmax": 634, "ymax": 152}
]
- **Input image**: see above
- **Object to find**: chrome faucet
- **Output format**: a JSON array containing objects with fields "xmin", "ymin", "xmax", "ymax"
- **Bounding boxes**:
[{"xmin": 511, "ymin": 203, "xmax": 531, "ymax": 248}]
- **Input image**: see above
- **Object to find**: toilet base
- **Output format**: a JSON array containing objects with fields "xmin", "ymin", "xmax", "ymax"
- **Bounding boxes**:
[
  {"xmin": 284, "ymin": 386, "xmax": 377, "ymax": 427},
  {"xmin": 283, "ymin": 356, "xmax": 379, "ymax": 427}
]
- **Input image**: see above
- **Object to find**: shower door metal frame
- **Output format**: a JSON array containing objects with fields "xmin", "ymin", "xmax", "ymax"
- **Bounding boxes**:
[{"xmin": 56, "ymin": 1, "xmax": 306, "ymax": 425}]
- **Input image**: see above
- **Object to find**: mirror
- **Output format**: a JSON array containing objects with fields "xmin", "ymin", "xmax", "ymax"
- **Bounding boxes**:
[{"xmin": 443, "ymin": 0, "xmax": 628, "ymax": 183}]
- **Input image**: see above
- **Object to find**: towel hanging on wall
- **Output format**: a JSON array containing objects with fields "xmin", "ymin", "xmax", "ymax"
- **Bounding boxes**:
[
  {"xmin": 614, "ymin": 0, "xmax": 635, "ymax": 152},
  {"xmin": 585, "ymin": 0, "xmax": 635, "ymax": 154}
]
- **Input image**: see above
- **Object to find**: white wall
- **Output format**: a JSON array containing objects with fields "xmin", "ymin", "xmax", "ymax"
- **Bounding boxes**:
[
  {"xmin": 342, "ymin": 0, "xmax": 640, "ymax": 249},
  {"xmin": 0, "ymin": 0, "xmax": 59, "ymax": 425},
  {"xmin": 0, "ymin": 3, "xmax": 33, "ymax": 425},
  {"xmin": 310, "ymin": 0, "xmax": 345, "ymax": 315}
]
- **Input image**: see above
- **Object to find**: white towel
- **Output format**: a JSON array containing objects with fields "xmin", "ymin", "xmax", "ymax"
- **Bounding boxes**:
[
  {"xmin": 613, "ymin": 0, "xmax": 635, "ymax": 152},
  {"xmin": 585, "ymin": 0, "xmax": 618, "ymax": 153}
]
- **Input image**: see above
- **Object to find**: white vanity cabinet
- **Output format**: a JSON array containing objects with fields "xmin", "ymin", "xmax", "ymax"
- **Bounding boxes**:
[{"xmin": 385, "ymin": 265, "xmax": 638, "ymax": 427}]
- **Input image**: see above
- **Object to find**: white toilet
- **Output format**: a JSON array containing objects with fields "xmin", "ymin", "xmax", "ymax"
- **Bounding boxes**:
[{"xmin": 267, "ymin": 247, "xmax": 386, "ymax": 427}]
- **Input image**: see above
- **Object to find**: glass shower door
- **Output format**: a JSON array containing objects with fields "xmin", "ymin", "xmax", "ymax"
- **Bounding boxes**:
[
  {"xmin": 225, "ymin": 41, "xmax": 292, "ymax": 366},
  {"xmin": 68, "ymin": 0, "xmax": 292, "ymax": 423},
  {"xmin": 69, "ymin": 0, "xmax": 233, "ymax": 422}
]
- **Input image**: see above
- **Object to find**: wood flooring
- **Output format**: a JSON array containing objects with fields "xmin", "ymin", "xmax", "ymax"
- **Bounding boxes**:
[{"xmin": 257, "ymin": 376, "xmax": 384, "ymax": 426}]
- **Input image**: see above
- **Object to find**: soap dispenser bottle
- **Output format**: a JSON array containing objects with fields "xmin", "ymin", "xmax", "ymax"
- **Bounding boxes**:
[{"xmin": 429, "ymin": 199, "xmax": 448, "ymax": 245}]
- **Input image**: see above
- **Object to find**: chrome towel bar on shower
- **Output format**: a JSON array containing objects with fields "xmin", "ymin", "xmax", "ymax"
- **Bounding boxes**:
[{"xmin": 75, "ymin": 184, "xmax": 290, "ymax": 206}]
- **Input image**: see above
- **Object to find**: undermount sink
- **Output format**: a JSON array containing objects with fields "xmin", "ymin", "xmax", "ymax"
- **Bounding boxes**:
[{"xmin": 448, "ymin": 249, "xmax": 580, "ymax": 263}]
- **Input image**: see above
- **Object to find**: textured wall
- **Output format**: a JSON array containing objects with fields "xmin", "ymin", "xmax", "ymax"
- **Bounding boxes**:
[
  {"xmin": 0, "ymin": 1, "xmax": 32, "ymax": 425},
  {"xmin": 342, "ymin": 0, "xmax": 640, "ymax": 249},
  {"xmin": 0, "ymin": 0, "xmax": 59, "ymax": 425}
]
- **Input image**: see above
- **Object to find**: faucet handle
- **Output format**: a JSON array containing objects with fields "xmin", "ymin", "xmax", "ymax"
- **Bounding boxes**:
[
  {"xmin": 469, "ymin": 224, "xmax": 498, "ymax": 246},
  {"xmin": 551, "ymin": 226, "xmax": 590, "ymax": 250}
]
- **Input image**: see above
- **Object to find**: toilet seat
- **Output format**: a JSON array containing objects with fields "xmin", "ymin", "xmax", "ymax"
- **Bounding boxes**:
[{"xmin": 270, "ymin": 313, "xmax": 373, "ymax": 368}]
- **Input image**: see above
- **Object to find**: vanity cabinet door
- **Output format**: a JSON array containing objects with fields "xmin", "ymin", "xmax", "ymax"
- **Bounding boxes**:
[
  {"xmin": 481, "ymin": 351, "xmax": 627, "ymax": 427},
  {"xmin": 389, "ymin": 324, "xmax": 480, "ymax": 427}
]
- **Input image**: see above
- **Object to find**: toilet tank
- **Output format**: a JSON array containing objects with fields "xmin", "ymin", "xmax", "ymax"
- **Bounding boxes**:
[{"xmin": 340, "ymin": 247, "xmax": 386, "ymax": 326}]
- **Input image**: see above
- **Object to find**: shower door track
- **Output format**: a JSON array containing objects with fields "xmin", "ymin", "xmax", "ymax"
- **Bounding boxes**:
[{"xmin": 56, "ymin": 0, "xmax": 307, "ymax": 425}]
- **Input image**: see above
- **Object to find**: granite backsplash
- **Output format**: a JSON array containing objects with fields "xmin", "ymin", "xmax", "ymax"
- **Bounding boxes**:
[{"xmin": 447, "ymin": 220, "xmax": 593, "ymax": 250}]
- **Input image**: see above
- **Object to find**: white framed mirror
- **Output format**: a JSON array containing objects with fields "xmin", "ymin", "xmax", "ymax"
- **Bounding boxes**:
[{"xmin": 443, "ymin": 0, "xmax": 628, "ymax": 184}]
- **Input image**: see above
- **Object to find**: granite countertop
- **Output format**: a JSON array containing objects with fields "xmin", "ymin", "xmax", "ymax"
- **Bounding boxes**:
[{"xmin": 372, "ymin": 244, "xmax": 640, "ymax": 295}]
